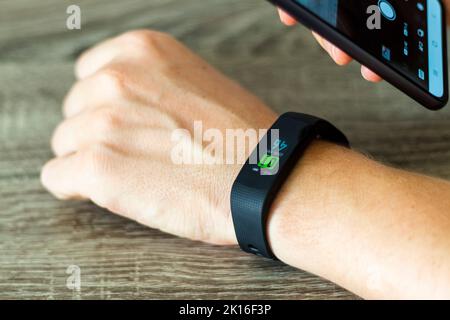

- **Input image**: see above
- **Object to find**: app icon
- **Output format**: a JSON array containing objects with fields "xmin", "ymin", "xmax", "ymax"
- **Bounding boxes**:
[
  {"xmin": 417, "ymin": 3, "xmax": 425, "ymax": 12},
  {"xmin": 418, "ymin": 41, "xmax": 424, "ymax": 52},
  {"xmin": 378, "ymin": 0, "xmax": 396, "ymax": 21},
  {"xmin": 382, "ymin": 45, "xmax": 391, "ymax": 61},
  {"xmin": 257, "ymin": 154, "xmax": 279, "ymax": 170},
  {"xmin": 403, "ymin": 23, "xmax": 409, "ymax": 36},
  {"xmin": 417, "ymin": 28, "xmax": 425, "ymax": 37},
  {"xmin": 418, "ymin": 68, "xmax": 425, "ymax": 80}
]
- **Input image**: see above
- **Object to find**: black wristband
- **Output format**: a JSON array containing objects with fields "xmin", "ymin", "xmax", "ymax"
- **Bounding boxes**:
[{"xmin": 230, "ymin": 112, "xmax": 350, "ymax": 259}]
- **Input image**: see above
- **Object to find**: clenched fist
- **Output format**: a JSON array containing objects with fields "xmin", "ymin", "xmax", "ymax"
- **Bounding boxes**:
[{"xmin": 41, "ymin": 30, "xmax": 276, "ymax": 245}]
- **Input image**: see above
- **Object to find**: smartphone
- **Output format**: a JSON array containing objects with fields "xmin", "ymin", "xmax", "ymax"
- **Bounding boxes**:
[{"xmin": 269, "ymin": 0, "xmax": 448, "ymax": 110}]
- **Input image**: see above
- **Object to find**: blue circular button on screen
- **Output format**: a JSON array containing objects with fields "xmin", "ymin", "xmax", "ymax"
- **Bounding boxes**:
[{"xmin": 378, "ymin": 0, "xmax": 396, "ymax": 21}]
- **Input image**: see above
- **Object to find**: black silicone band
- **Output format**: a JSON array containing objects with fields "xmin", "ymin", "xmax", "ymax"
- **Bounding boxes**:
[{"xmin": 230, "ymin": 112, "xmax": 350, "ymax": 259}]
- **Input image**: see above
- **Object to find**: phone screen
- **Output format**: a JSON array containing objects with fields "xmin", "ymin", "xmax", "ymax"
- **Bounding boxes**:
[{"xmin": 293, "ymin": 0, "xmax": 444, "ymax": 98}]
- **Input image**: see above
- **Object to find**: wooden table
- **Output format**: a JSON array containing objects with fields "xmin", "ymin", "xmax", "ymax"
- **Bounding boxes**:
[{"xmin": 1, "ymin": 0, "xmax": 450, "ymax": 300}]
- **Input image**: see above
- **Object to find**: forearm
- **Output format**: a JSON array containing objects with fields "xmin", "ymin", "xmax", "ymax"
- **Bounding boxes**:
[
  {"xmin": 44, "ymin": 28, "xmax": 450, "ymax": 299},
  {"xmin": 267, "ymin": 141, "xmax": 450, "ymax": 299}
]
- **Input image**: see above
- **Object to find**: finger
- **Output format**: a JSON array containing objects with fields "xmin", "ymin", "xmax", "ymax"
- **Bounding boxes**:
[
  {"xmin": 361, "ymin": 66, "xmax": 383, "ymax": 82},
  {"xmin": 75, "ymin": 37, "xmax": 125, "ymax": 80},
  {"xmin": 41, "ymin": 145, "xmax": 122, "ymax": 205},
  {"xmin": 41, "ymin": 152, "xmax": 89, "ymax": 200},
  {"xmin": 278, "ymin": 8, "xmax": 297, "ymax": 26},
  {"xmin": 42, "ymin": 145, "xmax": 137, "ymax": 220},
  {"xmin": 63, "ymin": 66, "xmax": 131, "ymax": 118},
  {"xmin": 53, "ymin": 106, "xmax": 178, "ymax": 157},
  {"xmin": 312, "ymin": 32, "xmax": 352, "ymax": 66},
  {"xmin": 63, "ymin": 74, "xmax": 108, "ymax": 118},
  {"xmin": 52, "ymin": 107, "xmax": 119, "ymax": 157}
]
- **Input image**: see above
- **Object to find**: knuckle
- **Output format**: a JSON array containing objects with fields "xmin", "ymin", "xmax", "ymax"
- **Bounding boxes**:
[
  {"xmin": 119, "ymin": 30, "xmax": 174, "ymax": 57},
  {"xmin": 80, "ymin": 144, "xmax": 120, "ymax": 209},
  {"xmin": 81, "ymin": 144, "xmax": 112, "ymax": 180},
  {"xmin": 93, "ymin": 108, "xmax": 123, "ymax": 137},
  {"xmin": 96, "ymin": 67, "xmax": 129, "ymax": 98},
  {"xmin": 121, "ymin": 29, "xmax": 172, "ymax": 46}
]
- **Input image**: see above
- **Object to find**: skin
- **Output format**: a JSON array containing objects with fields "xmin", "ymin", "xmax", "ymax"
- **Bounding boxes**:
[
  {"xmin": 277, "ymin": 8, "xmax": 382, "ymax": 82},
  {"xmin": 41, "ymin": 29, "xmax": 450, "ymax": 299}
]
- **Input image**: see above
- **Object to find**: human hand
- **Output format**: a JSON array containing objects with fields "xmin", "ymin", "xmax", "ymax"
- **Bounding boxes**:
[
  {"xmin": 41, "ymin": 30, "xmax": 277, "ymax": 246},
  {"xmin": 277, "ymin": 9, "xmax": 382, "ymax": 82},
  {"xmin": 39, "ymin": 30, "xmax": 450, "ymax": 300}
]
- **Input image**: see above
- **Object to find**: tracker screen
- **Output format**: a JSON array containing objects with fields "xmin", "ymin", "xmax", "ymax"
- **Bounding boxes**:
[{"xmin": 294, "ymin": 0, "xmax": 444, "ymax": 97}]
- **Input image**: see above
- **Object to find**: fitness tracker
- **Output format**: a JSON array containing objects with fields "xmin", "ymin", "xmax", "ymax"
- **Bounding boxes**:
[{"xmin": 230, "ymin": 112, "xmax": 350, "ymax": 259}]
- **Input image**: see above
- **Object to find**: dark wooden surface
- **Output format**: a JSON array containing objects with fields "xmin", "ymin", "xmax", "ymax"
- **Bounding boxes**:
[{"xmin": 1, "ymin": 0, "xmax": 450, "ymax": 300}]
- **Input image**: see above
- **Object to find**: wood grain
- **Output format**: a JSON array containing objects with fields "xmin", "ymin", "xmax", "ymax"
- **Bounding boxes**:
[{"xmin": 1, "ymin": 0, "xmax": 449, "ymax": 300}]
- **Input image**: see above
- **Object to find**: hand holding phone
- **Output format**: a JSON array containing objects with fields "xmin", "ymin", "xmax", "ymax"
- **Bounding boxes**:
[
  {"xmin": 271, "ymin": 0, "xmax": 448, "ymax": 110},
  {"xmin": 278, "ymin": 8, "xmax": 383, "ymax": 82}
]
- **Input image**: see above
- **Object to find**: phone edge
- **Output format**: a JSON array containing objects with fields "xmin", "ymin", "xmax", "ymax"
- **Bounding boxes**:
[{"xmin": 269, "ymin": 0, "xmax": 449, "ymax": 110}]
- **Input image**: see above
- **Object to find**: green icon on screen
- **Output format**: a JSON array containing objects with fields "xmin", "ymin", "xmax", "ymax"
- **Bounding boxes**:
[{"xmin": 257, "ymin": 154, "xmax": 279, "ymax": 170}]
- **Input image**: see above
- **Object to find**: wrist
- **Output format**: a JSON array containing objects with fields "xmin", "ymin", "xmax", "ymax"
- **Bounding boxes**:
[
  {"xmin": 228, "ymin": 114, "xmax": 350, "ymax": 257},
  {"xmin": 266, "ymin": 141, "xmax": 367, "ymax": 269}
]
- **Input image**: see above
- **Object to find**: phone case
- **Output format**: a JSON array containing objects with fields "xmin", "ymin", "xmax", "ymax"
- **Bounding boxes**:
[{"xmin": 269, "ymin": 0, "xmax": 449, "ymax": 110}]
